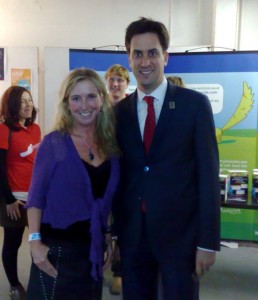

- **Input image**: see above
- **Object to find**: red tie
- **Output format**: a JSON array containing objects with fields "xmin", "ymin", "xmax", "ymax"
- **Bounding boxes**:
[
  {"xmin": 143, "ymin": 96, "xmax": 155, "ymax": 154},
  {"xmin": 142, "ymin": 96, "xmax": 155, "ymax": 212}
]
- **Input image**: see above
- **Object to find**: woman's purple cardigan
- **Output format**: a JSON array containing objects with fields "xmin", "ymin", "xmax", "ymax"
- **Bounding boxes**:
[{"xmin": 26, "ymin": 131, "xmax": 120, "ymax": 279}]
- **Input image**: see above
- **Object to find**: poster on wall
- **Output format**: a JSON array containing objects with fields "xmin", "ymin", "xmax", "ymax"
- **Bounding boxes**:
[
  {"xmin": 11, "ymin": 68, "xmax": 32, "ymax": 91},
  {"xmin": 0, "ymin": 48, "xmax": 4, "ymax": 80}
]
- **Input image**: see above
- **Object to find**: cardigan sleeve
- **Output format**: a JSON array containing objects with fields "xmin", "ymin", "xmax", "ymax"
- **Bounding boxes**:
[{"xmin": 26, "ymin": 133, "xmax": 58, "ymax": 209}]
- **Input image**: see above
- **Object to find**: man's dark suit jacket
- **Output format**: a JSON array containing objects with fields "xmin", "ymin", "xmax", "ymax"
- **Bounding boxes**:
[{"xmin": 114, "ymin": 81, "xmax": 220, "ymax": 259}]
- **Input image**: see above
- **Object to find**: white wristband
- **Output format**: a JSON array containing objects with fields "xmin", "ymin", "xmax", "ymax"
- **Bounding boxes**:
[{"xmin": 28, "ymin": 232, "xmax": 41, "ymax": 242}]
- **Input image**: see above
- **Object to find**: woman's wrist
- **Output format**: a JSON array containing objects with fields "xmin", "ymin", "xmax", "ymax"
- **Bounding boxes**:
[{"xmin": 28, "ymin": 232, "xmax": 41, "ymax": 242}]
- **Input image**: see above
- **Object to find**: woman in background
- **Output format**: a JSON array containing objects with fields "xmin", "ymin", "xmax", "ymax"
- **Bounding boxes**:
[
  {"xmin": 0, "ymin": 86, "xmax": 41, "ymax": 300},
  {"xmin": 26, "ymin": 68, "xmax": 120, "ymax": 300}
]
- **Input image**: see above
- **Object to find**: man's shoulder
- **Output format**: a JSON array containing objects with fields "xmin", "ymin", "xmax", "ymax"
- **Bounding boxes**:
[
  {"xmin": 167, "ymin": 83, "xmax": 209, "ymax": 106},
  {"xmin": 119, "ymin": 92, "xmax": 135, "ymax": 105},
  {"xmin": 115, "ymin": 92, "xmax": 135, "ymax": 112}
]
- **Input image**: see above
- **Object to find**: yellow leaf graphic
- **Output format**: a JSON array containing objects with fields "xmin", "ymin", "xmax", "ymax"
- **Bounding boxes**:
[{"xmin": 216, "ymin": 81, "xmax": 254, "ymax": 142}]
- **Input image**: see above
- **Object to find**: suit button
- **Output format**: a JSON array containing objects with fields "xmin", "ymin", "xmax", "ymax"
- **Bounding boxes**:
[{"xmin": 144, "ymin": 166, "xmax": 150, "ymax": 172}]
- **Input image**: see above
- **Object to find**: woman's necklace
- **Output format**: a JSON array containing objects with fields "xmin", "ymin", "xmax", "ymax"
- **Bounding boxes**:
[
  {"xmin": 84, "ymin": 140, "xmax": 95, "ymax": 161},
  {"xmin": 72, "ymin": 133, "xmax": 95, "ymax": 161}
]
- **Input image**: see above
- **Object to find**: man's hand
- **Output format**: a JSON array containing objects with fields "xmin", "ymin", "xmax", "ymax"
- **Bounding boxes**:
[{"xmin": 195, "ymin": 248, "xmax": 216, "ymax": 277}]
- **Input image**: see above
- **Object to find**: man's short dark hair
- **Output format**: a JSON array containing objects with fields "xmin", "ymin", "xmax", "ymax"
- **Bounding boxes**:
[{"xmin": 125, "ymin": 17, "xmax": 170, "ymax": 53}]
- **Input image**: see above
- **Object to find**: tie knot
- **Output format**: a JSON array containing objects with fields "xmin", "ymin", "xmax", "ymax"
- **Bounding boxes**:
[{"xmin": 144, "ymin": 96, "xmax": 154, "ymax": 106}]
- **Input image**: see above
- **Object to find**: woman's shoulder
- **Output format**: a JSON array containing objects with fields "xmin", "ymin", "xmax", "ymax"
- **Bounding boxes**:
[
  {"xmin": 0, "ymin": 122, "xmax": 9, "ymax": 133},
  {"xmin": 30, "ymin": 123, "xmax": 40, "ymax": 130},
  {"xmin": 0, "ymin": 123, "xmax": 9, "ymax": 139},
  {"xmin": 41, "ymin": 130, "xmax": 69, "ymax": 160},
  {"xmin": 41, "ymin": 130, "xmax": 62, "ymax": 144},
  {"xmin": 28, "ymin": 123, "xmax": 41, "ymax": 136},
  {"xmin": 44, "ymin": 130, "xmax": 68, "ymax": 140}
]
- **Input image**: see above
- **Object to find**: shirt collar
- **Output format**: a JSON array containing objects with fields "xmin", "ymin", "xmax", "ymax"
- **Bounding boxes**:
[{"xmin": 138, "ymin": 77, "xmax": 168, "ymax": 102}]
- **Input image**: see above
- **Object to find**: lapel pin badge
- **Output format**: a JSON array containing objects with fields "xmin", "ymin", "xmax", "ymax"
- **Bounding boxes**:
[{"xmin": 169, "ymin": 101, "xmax": 175, "ymax": 109}]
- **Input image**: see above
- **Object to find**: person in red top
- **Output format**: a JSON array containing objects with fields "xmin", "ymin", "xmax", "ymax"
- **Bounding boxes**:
[{"xmin": 0, "ymin": 86, "xmax": 41, "ymax": 300}]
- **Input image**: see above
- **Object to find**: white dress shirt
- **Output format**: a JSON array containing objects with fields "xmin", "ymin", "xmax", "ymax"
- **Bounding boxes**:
[{"xmin": 137, "ymin": 77, "xmax": 167, "ymax": 138}]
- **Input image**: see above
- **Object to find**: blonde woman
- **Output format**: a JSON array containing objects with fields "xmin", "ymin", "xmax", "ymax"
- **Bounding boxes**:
[{"xmin": 26, "ymin": 68, "xmax": 120, "ymax": 300}]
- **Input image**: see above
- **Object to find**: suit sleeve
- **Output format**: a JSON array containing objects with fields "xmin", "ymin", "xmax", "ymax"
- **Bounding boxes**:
[{"xmin": 194, "ymin": 95, "xmax": 221, "ymax": 251}]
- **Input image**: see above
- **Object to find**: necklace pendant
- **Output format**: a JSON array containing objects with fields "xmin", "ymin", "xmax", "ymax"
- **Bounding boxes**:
[{"xmin": 88, "ymin": 150, "xmax": 94, "ymax": 161}]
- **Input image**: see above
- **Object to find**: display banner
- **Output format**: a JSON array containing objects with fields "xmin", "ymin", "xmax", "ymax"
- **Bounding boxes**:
[
  {"xmin": 70, "ymin": 49, "xmax": 258, "ymax": 241},
  {"xmin": 221, "ymin": 207, "xmax": 256, "ymax": 241},
  {"xmin": 254, "ymin": 210, "xmax": 258, "ymax": 242}
]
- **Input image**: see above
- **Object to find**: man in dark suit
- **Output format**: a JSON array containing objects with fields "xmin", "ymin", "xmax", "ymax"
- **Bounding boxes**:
[{"xmin": 114, "ymin": 17, "xmax": 220, "ymax": 300}]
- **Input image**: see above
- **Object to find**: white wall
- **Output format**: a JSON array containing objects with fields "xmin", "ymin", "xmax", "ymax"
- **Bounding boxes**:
[
  {"xmin": 213, "ymin": 0, "xmax": 239, "ymax": 50},
  {"xmin": 238, "ymin": 0, "xmax": 258, "ymax": 50},
  {"xmin": 0, "ymin": 0, "xmax": 258, "ymax": 132},
  {"xmin": 0, "ymin": 0, "xmax": 171, "ymax": 48},
  {"xmin": 170, "ymin": 0, "xmax": 215, "ymax": 47},
  {"xmin": 44, "ymin": 47, "xmax": 69, "ymax": 132}
]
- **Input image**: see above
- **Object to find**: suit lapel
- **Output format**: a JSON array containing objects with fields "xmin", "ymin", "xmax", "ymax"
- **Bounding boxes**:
[
  {"xmin": 127, "ymin": 91, "xmax": 145, "ymax": 150},
  {"xmin": 148, "ymin": 83, "xmax": 177, "ymax": 156}
]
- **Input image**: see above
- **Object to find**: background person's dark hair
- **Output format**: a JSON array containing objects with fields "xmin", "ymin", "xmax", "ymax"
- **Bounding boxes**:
[
  {"xmin": 0, "ymin": 86, "xmax": 37, "ymax": 131},
  {"xmin": 125, "ymin": 17, "xmax": 170, "ymax": 53}
]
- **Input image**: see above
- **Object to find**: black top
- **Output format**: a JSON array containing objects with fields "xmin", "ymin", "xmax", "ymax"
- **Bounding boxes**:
[{"xmin": 83, "ymin": 159, "xmax": 111, "ymax": 199}]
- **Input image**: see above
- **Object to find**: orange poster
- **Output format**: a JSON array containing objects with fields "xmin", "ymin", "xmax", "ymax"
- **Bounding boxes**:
[{"xmin": 11, "ymin": 68, "xmax": 32, "ymax": 91}]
